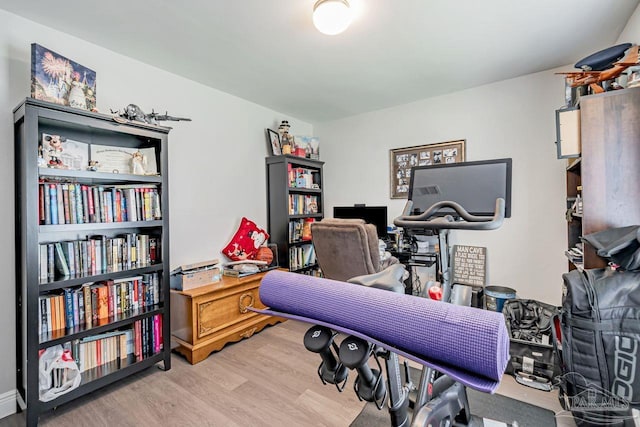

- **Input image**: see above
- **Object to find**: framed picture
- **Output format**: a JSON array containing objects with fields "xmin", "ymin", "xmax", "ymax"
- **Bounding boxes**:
[
  {"xmin": 30, "ymin": 43, "xmax": 97, "ymax": 111},
  {"xmin": 389, "ymin": 139, "xmax": 466, "ymax": 199},
  {"xmin": 266, "ymin": 129, "xmax": 281, "ymax": 156},
  {"xmin": 40, "ymin": 133, "xmax": 89, "ymax": 170}
]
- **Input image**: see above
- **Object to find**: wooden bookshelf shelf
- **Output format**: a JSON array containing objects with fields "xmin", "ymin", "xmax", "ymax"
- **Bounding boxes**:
[
  {"xmin": 38, "ymin": 167, "xmax": 162, "ymax": 184},
  {"xmin": 266, "ymin": 155, "xmax": 324, "ymax": 275},
  {"xmin": 39, "ymin": 305, "xmax": 164, "ymax": 348},
  {"xmin": 15, "ymin": 98, "xmax": 172, "ymax": 426},
  {"xmin": 39, "ymin": 264, "xmax": 163, "ymax": 290},
  {"xmin": 39, "ymin": 220, "xmax": 163, "ymax": 233}
]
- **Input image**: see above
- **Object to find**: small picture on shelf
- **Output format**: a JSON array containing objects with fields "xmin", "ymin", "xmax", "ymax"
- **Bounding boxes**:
[
  {"xmin": 266, "ymin": 129, "xmax": 281, "ymax": 156},
  {"xmin": 41, "ymin": 133, "xmax": 89, "ymax": 170},
  {"xmin": 294, "ymin": 136, "xmax": 320, "ymax": 159}
]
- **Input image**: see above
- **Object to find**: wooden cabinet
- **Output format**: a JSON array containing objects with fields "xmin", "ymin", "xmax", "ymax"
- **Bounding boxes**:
[
  {"xmin": 565, "ymin": 87, "xmax": 640, "ymax": 269},
  {"xmin": 170, "ymin": 271, "xmax": 284, "ymax": 364},
  {"xmin": 14, "ymin": 98, "xmax": 171, "ymax": 426},
  {"xmin": 266, "ymin": 155, "xmax": 324, "ymax": 274}
]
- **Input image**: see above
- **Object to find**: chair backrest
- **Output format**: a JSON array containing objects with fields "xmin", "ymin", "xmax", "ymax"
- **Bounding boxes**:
[{"xmin": 311, "ymin": 218, "xmax": 381, "ymax": 282}]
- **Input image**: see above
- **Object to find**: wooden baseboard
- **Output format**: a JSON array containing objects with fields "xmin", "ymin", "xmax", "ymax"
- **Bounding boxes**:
[{"xmin": 0, "ymin": 389, "xmax": 17, "ymax": 420}]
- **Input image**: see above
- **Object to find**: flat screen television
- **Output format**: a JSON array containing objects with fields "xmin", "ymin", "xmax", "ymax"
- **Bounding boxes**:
[
  {"xmin": 407, "ymin": 158, "xmax": 512, "ymax": 218},
  {"xmin": 333, "ymin": 205, "xmax": 388, "ymax": 238}
]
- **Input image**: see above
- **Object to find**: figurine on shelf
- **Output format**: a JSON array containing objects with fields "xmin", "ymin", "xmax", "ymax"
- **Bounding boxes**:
[
  {"xmin": 131, "ymin": 150, "xmax": 148, "ymax": 175},
  {"xmin": 278, "ymin": 120, "xmax": 293, "ymax": 155},
  {"xmin": 37, "ymin": 145, "xmax": 46, "ymax": 167},
  {"xmin": 44, "ymin": 134, "xmax": 66, "ymax": 168},
  {"xmin": 87, "ymin": 160, "xmax": 99, "ymax": 171}
]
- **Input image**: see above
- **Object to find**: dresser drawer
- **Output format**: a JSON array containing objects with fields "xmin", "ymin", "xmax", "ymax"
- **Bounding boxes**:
[{"xmin": 196, "ymin": 286, "xmax": 266, "ymax": 339}]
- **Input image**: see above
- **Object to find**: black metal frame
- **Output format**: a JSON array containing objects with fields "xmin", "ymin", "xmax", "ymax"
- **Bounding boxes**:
[{"xmin": 14, "ymin": 98, "xmax": 172, "ymax": 426}]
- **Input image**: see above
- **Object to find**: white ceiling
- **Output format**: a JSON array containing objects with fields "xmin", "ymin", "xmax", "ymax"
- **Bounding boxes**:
[{"xmin": 2, "ymin": 0, "xmax": 638, "ymax": 122}]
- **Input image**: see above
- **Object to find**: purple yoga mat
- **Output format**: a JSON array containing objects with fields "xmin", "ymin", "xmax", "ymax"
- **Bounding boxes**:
[{"xmin": 254, "ymin": 270, "xmax": 509, "ymax": 393}]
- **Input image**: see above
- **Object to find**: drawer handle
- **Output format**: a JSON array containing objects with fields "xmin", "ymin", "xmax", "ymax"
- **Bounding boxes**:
[
  {"xmin": 239, "ymin": 293, "xmax": 255, "ymax": 313},
  {"xmin": 240, "ymin": 327, "xmax": 257, "ymax": 338}
]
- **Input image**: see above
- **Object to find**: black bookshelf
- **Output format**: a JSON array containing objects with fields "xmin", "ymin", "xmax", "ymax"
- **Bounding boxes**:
[
  {"xmin": 14, "ymin": 98, "xmax": 172, "ymax": 426},
  {"xmin": 266, "ymin": 155, "xmax": 324, "ymax": 273}
]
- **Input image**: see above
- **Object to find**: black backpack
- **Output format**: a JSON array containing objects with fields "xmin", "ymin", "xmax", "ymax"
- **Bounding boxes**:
[{"xmin": 557, "ymin": 226, "xmax": 640, "ymax": 427}]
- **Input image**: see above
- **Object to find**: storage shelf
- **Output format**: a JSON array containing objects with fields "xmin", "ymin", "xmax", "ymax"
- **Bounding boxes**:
[
  {"xmin": 288, "ymin": 187, "xmax": 322, "ymax": 194},
  {"xmin": 40, "ymin": 220, "xmax": 163, "ymax": 233},
  {"xmin": 290, "ymin": 263, "xmax": 319, "ymax": 273},
  {"xmin": 566, "ymin": 157, "xmax": 582, "ymax": 172},
  {"xmin": 39, "ymin": 304, "xmax": 164, "ymax": 348},
  {"xmin": 16, "ymin": 98, "xmax": 171, "ymax": 425},
  {"xmin": 38, "ymin": 352, "xmax": 165, "ymax": 411},
  {"xmin": 288, "ymin": 240, "xmax": 313, "ymax": 246},
  {"xmin": 39, "ymin": 167, "xmax": 162, "ymax": 184},
  {"xmin": 39, "ymin": 264, "xmax": 163, "ymax": 291},
  {"xmin": 288, "ymin": 213, "xmax": 323, "ymax": 220}
]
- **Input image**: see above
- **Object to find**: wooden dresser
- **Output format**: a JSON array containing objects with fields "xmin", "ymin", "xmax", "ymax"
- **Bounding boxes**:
[{"xmin": 170, "ymin": 271, "xmax": 285, "ymax": 364}]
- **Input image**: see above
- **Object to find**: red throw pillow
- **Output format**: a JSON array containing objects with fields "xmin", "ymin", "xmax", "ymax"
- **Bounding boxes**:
[{"xmin": 222, "ymin": 217, "xmax": 270, "ymax": 261}]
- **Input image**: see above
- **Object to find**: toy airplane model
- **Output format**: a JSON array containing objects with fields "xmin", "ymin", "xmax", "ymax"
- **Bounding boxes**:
[
  {"xmin": 111, "ymin": 104, "xmax": 192, "ymax": 126},
  {"xmin": 557, "ymin": 44, "xmax": 639, "ymax": 94}
]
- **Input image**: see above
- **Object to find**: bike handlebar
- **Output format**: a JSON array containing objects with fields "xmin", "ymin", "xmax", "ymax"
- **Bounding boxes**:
[{"xmin": 393, "ymin": 198, "xmax": 505, "ymax": 231}]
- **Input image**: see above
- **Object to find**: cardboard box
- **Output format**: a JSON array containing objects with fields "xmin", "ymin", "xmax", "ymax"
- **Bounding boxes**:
[{"xmin": 170, "ymin": 259, "xmax": 222, "ymax": 291}]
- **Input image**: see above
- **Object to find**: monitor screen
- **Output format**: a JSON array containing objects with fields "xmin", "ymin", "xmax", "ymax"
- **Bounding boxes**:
[
  {"xmin": 407, "ymin": 158, "xmax": 512, "ymax": 218},
  {"xmin": 333, "ymin": 205, "xmax": 388, "ymax": 238}
]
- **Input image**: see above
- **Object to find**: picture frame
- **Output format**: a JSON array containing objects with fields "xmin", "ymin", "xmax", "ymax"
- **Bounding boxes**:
[
  {"xmin": 389, "ymin": 139, "xmax": 466, "ymax": 199},
  {"xmin": 30, "ymin": 43, "xmax": 97, "ymax": 111},
  {"xmin": 266, "ymin": 129, "xmax": 282, "ymax": 156},
  {"xmin": 555, "ymin": 107, "xmax": 581, "ymax": 159}
]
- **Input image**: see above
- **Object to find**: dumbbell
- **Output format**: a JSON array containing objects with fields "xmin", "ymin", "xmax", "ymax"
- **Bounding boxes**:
[
  {"xmin": 339, "ymin": 335, "xmax": 386, "ymax": 403},
  {"xmin": 304, "ymin": 325, "xmax": 348, "ymax": 386}
]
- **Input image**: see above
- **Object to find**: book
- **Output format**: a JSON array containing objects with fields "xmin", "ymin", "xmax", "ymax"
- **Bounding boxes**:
[
  {"xmin": 56, "ymin": 183, "xmax": 64, "ymax": 225},
  {"xmin": 49, "ymin": 185, "xmax": 58, "ymax": 225},
  {"xmin": 65, "ymin": 184, "xmax": 74, "ymax": 224},
  {"xmin": 74, "ymin": 184, "xmax": 83, "ymax": 224},
  {"xmin": 54, "ymin": 242, "xmax": 70, "ymax": 277}
]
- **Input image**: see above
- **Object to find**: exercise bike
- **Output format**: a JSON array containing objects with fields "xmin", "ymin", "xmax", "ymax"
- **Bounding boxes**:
[{"xmin": 254, "ymin": 199, "xmax": 511, "ymax": 427}]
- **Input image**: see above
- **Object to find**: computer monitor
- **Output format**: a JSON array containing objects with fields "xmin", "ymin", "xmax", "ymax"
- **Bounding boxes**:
[
  {"xmin": 407, "ymin": 158, "xmax": 512, "ymax": 218},
  {"xmin": 333, "ymin": 205, "xmax": 388, "ymax": 238}
]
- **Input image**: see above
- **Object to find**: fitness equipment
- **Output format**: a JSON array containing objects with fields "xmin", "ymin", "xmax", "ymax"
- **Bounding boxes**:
[
  {"xmin": 255, "ymin": 199, "xmax": 511, "ymax": 426},
  {"xmin": 394, "ymin": 198, "xmax": 505, "ymax": 304},
  {"xmin": 303, "ymin": 325, "xmax": 348, "ymax": 389}
]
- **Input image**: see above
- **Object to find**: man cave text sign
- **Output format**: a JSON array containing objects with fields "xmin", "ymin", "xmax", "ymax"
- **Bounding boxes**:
[{"xmin": 452, "ymin": 245, "xmax": 487, "ymax": 286}]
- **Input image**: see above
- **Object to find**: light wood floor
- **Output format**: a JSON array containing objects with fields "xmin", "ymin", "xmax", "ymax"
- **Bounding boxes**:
[{"xmin": 1, "ymin": 320, "xmax": 575, "ymax": 426}]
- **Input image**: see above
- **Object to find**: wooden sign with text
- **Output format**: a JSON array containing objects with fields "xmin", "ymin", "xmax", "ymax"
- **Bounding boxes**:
[{"xmin": 451, "ymin": 245, "xmax": 487, "ymax": 286}]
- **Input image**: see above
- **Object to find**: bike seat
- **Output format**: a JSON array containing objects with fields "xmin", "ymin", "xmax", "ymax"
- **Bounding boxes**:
[{"xmin": 347, "ymin": 263, "xmax": 406, "ymax": 293}]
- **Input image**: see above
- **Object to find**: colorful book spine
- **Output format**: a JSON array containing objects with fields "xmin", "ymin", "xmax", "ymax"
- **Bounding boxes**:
[{"xmin": 49, "ymin": 185, "xmax": 58, "ymax": 225}]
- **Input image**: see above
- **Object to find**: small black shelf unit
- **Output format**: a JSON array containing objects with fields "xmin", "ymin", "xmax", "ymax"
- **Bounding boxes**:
[
  {"xmin": 14, "ymin": 98, "xmax": 171, "ymax": 426},
  {"xmin": 266, "ymin": 155, "xmax": 324, "ymax": 273}
]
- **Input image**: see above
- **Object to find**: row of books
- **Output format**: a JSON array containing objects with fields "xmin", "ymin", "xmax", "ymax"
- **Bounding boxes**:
[
  {"xmin": 289, "ymin": 244, "xmax": 316, "ymax": 271},
  {"xmin": 39, "ymin": 182, "xmax": 161, "ymax": 225},
  {"xmin": 288, "ymin": 194, "xmax": 319, "ymax": 215},
  {"xmin": 287, "ymin": 165, "xmax": 321, "ymax": 189},
  {"xmin": 288, "ymin": 218, "xmax": 314, "ymax": 243},
  {"xmin": 39, "ymin": 234, "xmax": 160, "ymax": 282},
  {"xmin": 38, "ymin": 273, "xmax": 161, "ymax": 334},
  {"xmin": 56, "ymin": 314, "xmax": 163, "ymax": 374}
]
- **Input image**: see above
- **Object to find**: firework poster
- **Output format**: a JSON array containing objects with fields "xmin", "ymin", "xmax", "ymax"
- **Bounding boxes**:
[{"xmin": 30, "ymin": 43, "xmax": 96, "ymax": 111}]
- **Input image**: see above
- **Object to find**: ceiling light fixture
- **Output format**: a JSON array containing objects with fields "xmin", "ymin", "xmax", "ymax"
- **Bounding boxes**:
[{"xmin": 313, "ymin": 0, "xmax": 352, "ymax": 35}]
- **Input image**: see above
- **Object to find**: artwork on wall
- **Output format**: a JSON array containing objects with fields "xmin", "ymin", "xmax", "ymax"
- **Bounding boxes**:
[
  {"xmin": 389, "ymin": 139, "xmax": 466, "ymax": 199},
  {"xmin": 30, "ymin": 43, "xmax": 97, "ymax": 111}
]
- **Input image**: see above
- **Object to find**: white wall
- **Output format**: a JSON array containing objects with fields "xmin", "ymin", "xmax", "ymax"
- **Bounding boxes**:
[
  {"xmin": 316, "ymin": 69, "xmax": 569, "ymax": 306},
  {"xmin": 0, "ymin": 9, "xmax": 311, "ymax": 414}
]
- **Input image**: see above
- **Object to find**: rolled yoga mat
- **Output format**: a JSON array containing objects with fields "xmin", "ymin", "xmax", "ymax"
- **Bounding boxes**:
[{"xmin": 254, "ymin": 270, "xmax": 509, "ymax": 393}]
